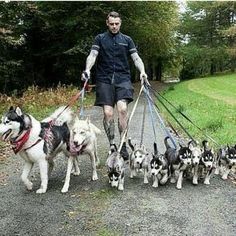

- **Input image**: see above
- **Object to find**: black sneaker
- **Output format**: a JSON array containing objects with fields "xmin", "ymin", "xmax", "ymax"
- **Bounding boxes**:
[{"xmin": 120, "ymin": 143, "xmax": 129, "ymax": 161}]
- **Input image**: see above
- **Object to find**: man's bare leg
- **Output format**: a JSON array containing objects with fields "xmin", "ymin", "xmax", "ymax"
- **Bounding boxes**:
[
  {"xmin": 117, "ymin": 100, "xmax": 129, "ymax": 160},
  {"xmin": 103, "ymin": 105, "xmax": 115, "ymax": 146}
]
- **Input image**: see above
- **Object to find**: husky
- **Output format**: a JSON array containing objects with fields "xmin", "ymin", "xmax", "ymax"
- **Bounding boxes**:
[
  {"xmin": 128, "ymin": 138, "xmax": 150, "ymax": 184},
  {"xmin": 0, "ymin": 106, "xmax": 100, "ymax": 193},
  {"xmin": 188, "ymin": 140, "xmax": 203, "ymax": 185},
  {"xmin": 150, "ymin": 143, "xmax": 169, "ymax": 188},
  {"xmin": 216, "ymin": 145, "xmax": 236, "ymax": 180},
  {"xmin": 164, "ymin": 137, "xmax": 192, "ymax": 190},
  {"xmin": 106, "ymin": 144, "xmax": 125, "ymax": 191},
  {"xmin": 63, "ymin": 117, "xmax": 101, "ymax": 193},
  {"xmin": 198, "ymin": 140, "xmax": 215, "ymax": 185}
]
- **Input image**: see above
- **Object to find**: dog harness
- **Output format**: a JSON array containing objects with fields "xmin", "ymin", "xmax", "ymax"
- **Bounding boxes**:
[{"xmin": 10, "ymin": 129, "xmax": 42, "ymax": 154}]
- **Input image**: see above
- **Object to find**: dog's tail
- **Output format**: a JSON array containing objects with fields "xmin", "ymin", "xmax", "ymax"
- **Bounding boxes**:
[
  {"xmin": 42, "ymin": 106, "xmax": 74, "ymax": 126},
  {"xmin": 128, "ymin": 137, "xmax": 135, "ymax": 151},
  {"xmin": 202, "ymin": 140, "xmax": 208, "ymax": 151},
  {"xmin": 164, "ymin": 136, "xmax": 171, "ymax": 150}
]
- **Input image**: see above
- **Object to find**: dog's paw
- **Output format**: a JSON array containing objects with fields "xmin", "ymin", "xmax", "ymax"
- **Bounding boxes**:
[
  {"xmin": 221, "ymin": 175, "xmax": 228, "ymax": 180},
  {"xmin": 26, "ymin": 182, "xmax": 33, "ymax": 190},
  {"xmin": 192, "ymin": 180, "xmax": 198, "ymax": 185},
  {"xmin": 92, "ymin": 174, "xmax": 98, "ymax": 181},
  {"xmin": 118, "ymin": 185, "xmax": 124, "ymax": 191},
  {"xmin": 204, "ymin": 180, "xmax": 210, "ymax": 185},
  {"xmin": 176, "ymin": 184, "xmax": 182, "ymax": 190},
  {"xmin": 152, "ymin": 183, "xmax": 158, "ymax": 188},
  {"xmin": 72, "ymin": 171, "xmax": 80, "ymax": 176},
  {"xmin": 61, "ymin": 187, "xmax": 68, "ymax": 193},
  {"xmin": 36, "ymin": 188, "xmax": 46, "ymax": 194},
  {"xmin": 170, "ymin": 177, "xmax": 176, "ymax": 184},
  {"xmin": 144, "ymin": 179, "xmax": 149, "ymax": 184}
]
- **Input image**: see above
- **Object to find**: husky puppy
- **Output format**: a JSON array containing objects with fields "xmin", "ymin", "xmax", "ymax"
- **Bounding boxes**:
[
  {"xmin": 106, "ymin": 145, "xmax": 125, "ymax": 191},
  {"xmin": 198, "ymin": 140, "xmax": 215, "ymax": 185},
  {"xmin": 150, "ymin": 143, "xmax": 169, "ymax": 188},
  {"xmin": 0, "ymin": 106, "xmax": 74, "ymax": 193},
  {"xmin": 62, "ymin": 117, "xmax": 101, "ymax": 193},
  {"xmin": 216, "ymin": 145, "xmax": 236, "ymax": 180},
  {"xmin": 164, "ymin": 137, "xmax": 192, "ymax": 190},
  {"xmin": 188, "ymin": 140, "xmax": 203, "ymax": 185},
  {"xmin": 128, "ymin": 138, "xmax": 150, "ymax": 184}
]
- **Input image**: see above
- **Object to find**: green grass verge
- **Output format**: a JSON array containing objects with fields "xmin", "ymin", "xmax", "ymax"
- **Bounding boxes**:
[{"xmin": 159, "ymin": 73, "xmax": 236, "ymax": 146}]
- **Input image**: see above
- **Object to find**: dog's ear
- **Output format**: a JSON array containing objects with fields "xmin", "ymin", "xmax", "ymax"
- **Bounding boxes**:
[
  {"xmin": 9, "ymin": 106, "xmax": 14, "ymax": 111},
  {"xmin": 85, "ymin": 116, "xmax": 91, "ymax": 125},
  {"xmin": 15, "ymin": 107, "xmax": 23, "ymax": 116}
]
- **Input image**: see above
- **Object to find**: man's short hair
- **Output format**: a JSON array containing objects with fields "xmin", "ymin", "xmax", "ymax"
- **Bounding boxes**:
[{"xmin": 107, "ymin": 11, "xmax": 121, "ymax": 19}]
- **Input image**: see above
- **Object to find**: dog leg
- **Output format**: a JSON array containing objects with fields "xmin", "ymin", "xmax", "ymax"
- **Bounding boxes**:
[
  {"xmin": 204, "ymin": 169, "xmax": 213, "ymax": 185},
  {"xmin": 130, "ymin": 167, "xmax": 134, "ymax": 178},
  {"xmin": 89, "ymin": 152, "xmax": 98, "ymax": 181},
  {"xmin": 61, "ymin": 156, "xmax": 74, "ymax": 193},
  {"xmin": 160, "ymin": 173, "xmax": 168, "ymax": 185},
  {"xmin": 192, "ymin": 166, "xmax": 199, "ymax": 185},
  {"xmin": 152, "ymin": 175, "xmax": 158, "ymax": 188},
  {"xmin": 36, "ymin": 159, "xmax": 48, "ymax": 194},
  {"xmin": 176, "ymin": 170, "xmax": 183, "ymax": 190},
  {"xmin": 118, "ymin": 177, "xmax": 124, "ymax": 191},
  {"xmin": 21, "ymin": 161, "xmax": 34, "ymax": 190},
  {"xmin": 143, "ymin": 168, "xmax": 149, "ymax": 184},
  {"xmin": 72, "ymin": 156, "xmax": 80, "ymax": 176},
  {"xmin": 94, "ymin": 142, "xmax": 100, "ymax": 167},
  {"xmin": 48, "ymin": 160, "xmax": 54, "ymax": 177},
  {"xmin": 222, "ymin": 168, "xmax": 230, "ymax": 180}
]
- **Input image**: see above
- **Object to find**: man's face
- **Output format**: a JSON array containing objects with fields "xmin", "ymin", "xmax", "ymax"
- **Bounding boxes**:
[{"xmin": 106, "ymin": 16, "xmax": 121, "ymax": 34}]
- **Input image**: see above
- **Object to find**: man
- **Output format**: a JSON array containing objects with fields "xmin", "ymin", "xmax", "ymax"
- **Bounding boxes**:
[{"xmin": 82, "ymin": 11, "xmax": 148, "ymax": 160}]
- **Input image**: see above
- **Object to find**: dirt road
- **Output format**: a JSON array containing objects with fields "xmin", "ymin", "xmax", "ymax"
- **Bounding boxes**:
[{"xmin": 0, "ymin": 82, "xmax": 235, "ymax": 236}]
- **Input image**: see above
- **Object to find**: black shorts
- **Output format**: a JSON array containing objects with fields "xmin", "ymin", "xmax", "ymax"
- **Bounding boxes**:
[{"xmin": 95, "ymin": 81, "xmax": 134, "ymax": 107}]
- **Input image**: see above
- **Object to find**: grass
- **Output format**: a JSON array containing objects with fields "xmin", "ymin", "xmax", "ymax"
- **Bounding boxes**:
[{"xmin": 159, "ymin": 73, "xmax": 236, "ymax": 146}]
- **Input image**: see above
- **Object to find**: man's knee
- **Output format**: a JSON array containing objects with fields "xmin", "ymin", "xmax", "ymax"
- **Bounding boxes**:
[
  {"xmin": 103, "ymin": 105, "xmax": 114, "ymax": 120},
  {"xmin": 117, "ymin": 100, "xmax": 128, "ymax": 116}
]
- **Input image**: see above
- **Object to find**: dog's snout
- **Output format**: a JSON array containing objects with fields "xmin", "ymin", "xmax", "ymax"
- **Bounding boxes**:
[
  {"xmin": 137, "ymin": 161, "xmax": 140, "ymax": 164},
  {"xmin": 74, "ymin": 141, "xmax": 78, "ymax": 146}
]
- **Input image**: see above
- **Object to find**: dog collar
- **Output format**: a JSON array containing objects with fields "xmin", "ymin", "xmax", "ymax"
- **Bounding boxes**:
[{"xmin": 10, "ymin": 129, "xmax": 31, "ymax": 154}]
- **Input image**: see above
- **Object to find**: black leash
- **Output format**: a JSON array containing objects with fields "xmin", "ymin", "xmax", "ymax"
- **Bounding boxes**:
[
  {"xmin": 147, "ymin": 84, "xmax": 220, "ymax": 146},
  {"xmin": 144, "ymin": 83, "xmax": 197, "ymax": 146}
]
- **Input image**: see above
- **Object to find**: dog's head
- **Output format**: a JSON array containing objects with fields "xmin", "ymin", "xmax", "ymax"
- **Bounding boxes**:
[
  {"xmin": 106, "ymin": 145, "xmax": 124, "ymax": 188},
  {"xmin": 188, "ymin": 141, "xmax": 202, "ymax": 166},
  {"xmin": 131, "ymin": 145, "xmax": 149, "ymax": 169},
  {"xmin": 178, "ymin": 145, "xmax": 192, "ymax": 166},
  {"xmin": 0, "ymin": 106, "xmax": 31, "ymax": 141},
  {"xmin": 225, "ymin": 145, "xmax": 236, "ymax": 167},
  {"xmin": 150, "ymin": 153, "xmax": 165, "ymax": 176},
  {"xmin": 201, "ymin": 149, "xmax": 214, "ymax": 169},
  {"xmin": 70, "ymin": 117, "xmax": 100, "ymax": 154}
]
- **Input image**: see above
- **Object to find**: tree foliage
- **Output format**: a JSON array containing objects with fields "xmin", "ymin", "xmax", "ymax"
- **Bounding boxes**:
[{"xmin": 0, "ymin": 1, "xmax": 178, "ymax": 94}]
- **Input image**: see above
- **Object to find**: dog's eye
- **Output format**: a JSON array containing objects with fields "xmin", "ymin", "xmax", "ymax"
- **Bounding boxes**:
[
  {"xmin": 4, "ymin": 120, "xmax": 10, "ymax": 124},
  {"xmin": 80, "ymin": 131, "xmax": 85, "ymax": 135}
]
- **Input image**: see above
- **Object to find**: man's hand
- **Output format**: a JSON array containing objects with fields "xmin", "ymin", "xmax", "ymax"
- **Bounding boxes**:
[
  {"xmin": 81, "ymin": 70, "xmax": 90, "ymax": 81},
  {"xmin": 140, "ymin": 72, "xmax": 150, "ymax": 86}
]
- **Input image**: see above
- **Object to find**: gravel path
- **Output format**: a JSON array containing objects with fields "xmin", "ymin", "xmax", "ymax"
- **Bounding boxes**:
[{"xmin": 0, "ymin": 81, "xmax": 235, "ymax": 236}]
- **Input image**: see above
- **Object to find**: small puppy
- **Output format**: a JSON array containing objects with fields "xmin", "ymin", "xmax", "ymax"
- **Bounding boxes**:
[
  {"xmin": 128, "ymin": 138, "xmax": 150, "ymax": 184},
  {"xmin": 164, "ymin": 137, "xmax": 192, "ymax": 190},
  {"xmin": 106, "ymin": 145, "xmax": 125, "ymax": 191},
  {"xmin": 188, "ymin": 140, "xmax": 203, "ymax": 185},
  {"xmin": 150, "ymin": 143, "xmax": 169, "ymax": 188},
  {"xmin": 198, "ymin": 140, "xmax": 215, "ymax": 185},
  {"xmin": 216, "ymin": 145, "xmax": 236, "ymax": 180}
]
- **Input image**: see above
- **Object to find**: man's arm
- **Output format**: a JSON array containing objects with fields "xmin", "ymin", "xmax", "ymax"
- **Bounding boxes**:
[
  {"xmin": 131, "ymin": 52, "xmax": 149, "ymax": 85},
  {"xmin": 82, "ymin": 49, "xmax": 99, "ymax": 80}
]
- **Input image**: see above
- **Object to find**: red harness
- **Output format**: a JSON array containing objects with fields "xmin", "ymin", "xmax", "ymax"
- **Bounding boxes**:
[
  {"xmin": 10, "ymin": 129, "xmax": 42, "ymax": 154},
  {"xmin": 11, "ymin": 129, "xmax": 31, "ymax": 154}
]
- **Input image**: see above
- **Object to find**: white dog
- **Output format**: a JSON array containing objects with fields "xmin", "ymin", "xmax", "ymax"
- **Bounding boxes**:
[{"xmin": 0, "ymin": 106, "xmax": 100, "ymax": 193}]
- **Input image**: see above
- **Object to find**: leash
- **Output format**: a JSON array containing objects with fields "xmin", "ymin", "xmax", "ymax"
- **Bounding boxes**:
[
  {"xmin": 140, "ymin": 101, "xmax": 146, "ymax": 147},
  {"xmin": 143, "ymin": 84, "xmax": 178, "ymax": 149},
  {"xmin": 118, "ymin": 85, "xmax": 144, "ymax": 153},
  {"xmin": 147, "ymin": 84, "xmax": 220, "ymax": 146},
  {"xmin": 44, "ymin": 78, "xmax": 89, "ymax": 142}
]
